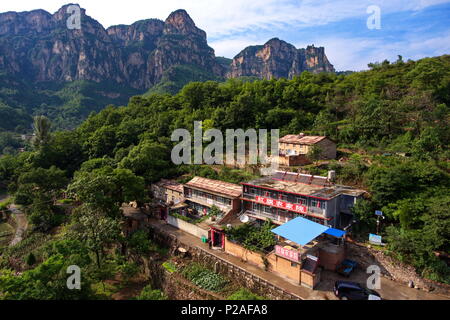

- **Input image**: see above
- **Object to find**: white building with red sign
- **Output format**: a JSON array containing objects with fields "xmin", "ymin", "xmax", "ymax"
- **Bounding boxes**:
[{"xmin": 240, "ymin": 171, "xmax": 366, "ymax": 228}]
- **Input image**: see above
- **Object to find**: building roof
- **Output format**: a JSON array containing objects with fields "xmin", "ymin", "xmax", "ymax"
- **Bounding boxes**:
[
  {"xmin": 272, "ymin": 217, "xmax": 329, "ymax": 247},
  {"xmin": 243, "ymin": 171, "xmax": 366, "ymax": 200},
  {"xmin": 279, "ymin": 134, "xmax": 328, "ymax": 145},
  {"xmin": 272, "ymin": 217, "xmax": 347, "ymax": 247},
  {"xmin": 154, "ymin": 179, "xmax": 184, "ymax": 193},
  {"xmin": 185, "ymin": 177, "xmax": 242, "ymax": 198}
]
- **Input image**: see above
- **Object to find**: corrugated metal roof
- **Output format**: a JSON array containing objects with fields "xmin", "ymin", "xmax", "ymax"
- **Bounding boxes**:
[
  {"xmin": 272, "ymin": 217, "xmax": 329, "ymax": 246},
  {"xmin": 186, "ymin": 177, "xmax": 242, "ymax": 198},
  {"xmin": 279, "ymin": 135, "xmax": 327, "ymax": 145}
]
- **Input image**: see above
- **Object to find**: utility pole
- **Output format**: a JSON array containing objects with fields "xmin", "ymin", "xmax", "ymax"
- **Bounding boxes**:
[{"xmin": 375, "ymin": 210, "xmax": 384, "ymax": 235}]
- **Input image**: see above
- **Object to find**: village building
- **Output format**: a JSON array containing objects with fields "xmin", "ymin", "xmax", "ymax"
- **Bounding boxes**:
[
  {"xmin": 173, "ymin": 177, "xmax": 242, "ymax": 218},
  {"xmin": 151, "ymin": 179, "xmax": 184, "ymax": 205},
  {"xmin": 151, "ymin": 177, "xmax": 242, "ymax": 248},
  {"xmin": 240, "ymin": 171, "xmax": 366, "ymax": 229},
  {"xmin": 150, "ymin": 179, "xmax": 184, "ymax": 220},
  {"xmin": 278, "ymin": 133, "xmax": 336, "ymax": 166}
]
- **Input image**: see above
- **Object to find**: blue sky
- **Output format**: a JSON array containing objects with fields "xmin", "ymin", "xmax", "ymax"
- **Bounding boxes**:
[{"xmin": 2, "ymin": 0, "xmax": 450, "ymax": 71}]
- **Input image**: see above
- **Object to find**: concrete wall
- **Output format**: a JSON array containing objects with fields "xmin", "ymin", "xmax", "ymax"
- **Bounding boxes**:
[
  {"xmin": 279, "ymin": 138, "xmax": 336, "ymax": 160},
  {"xmin": 270, "ymin": 253, "xmax": 302, "ymax": 283},
  {"xmin": 277, "ymin": 154, "xmax": 311, "ymax": 167},
  {"xmin": 167, "ymin": 215, "xmax": 209, "ymax": 239},
  {"xmin": 149, "ymin": 226, "xmax": 301, "ymax": 300},
  {"xmin": 301, "ymin": 270, "xmax": 321, "ymax": 289},
  {"xmin": 224, "ymin": 238, "xmax": 266, "ymax": 269},
  {"xmin": 316, "ymin": 138, "xmax": 337, "ymax": 160}
]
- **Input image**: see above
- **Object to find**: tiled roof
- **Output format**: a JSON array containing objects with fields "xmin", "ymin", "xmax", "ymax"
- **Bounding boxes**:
[
  {"xmin": 185, "ymin": 177, "xmax": 242, "ymax": 198},
  {"xmin": 279, "ymin": 135, "xmax": 327, "ymax": 145},
  {"xmin": 155, "ymin": 179, "xmax": 184, "ymax": 193}
]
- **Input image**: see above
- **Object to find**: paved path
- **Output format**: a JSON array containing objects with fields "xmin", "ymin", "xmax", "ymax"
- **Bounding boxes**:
[
  {"xmin": 147, "ymin": 218, "xmax": 449, "ymax": 300},
  {"xmin": 8, "ymin": 204, "xmax": 28, "ymax": 247}
]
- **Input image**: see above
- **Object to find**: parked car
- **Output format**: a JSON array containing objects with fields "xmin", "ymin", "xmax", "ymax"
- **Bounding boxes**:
[
  {"xmin": 334, "ymin": 281, "xmax": 382, "ymax": 300},
  {"xmin": 336, "ymin": 259, "xmax": 358, "ymax": 277}
]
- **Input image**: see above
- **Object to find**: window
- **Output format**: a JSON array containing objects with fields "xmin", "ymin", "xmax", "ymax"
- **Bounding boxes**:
[
  {"xmin": 263, "ymin": 205, "xmax": 273, "ymax": 214},
  {"xmin": 296, "ymin": 196, "xmax": 307, "ymax": 205}
]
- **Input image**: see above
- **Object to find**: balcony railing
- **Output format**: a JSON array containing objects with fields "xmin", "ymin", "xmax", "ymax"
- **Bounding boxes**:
[
  {"xmin": 185, "ymin": 194, "xmax": 231, "ymax": 211},
  {"xmin": 245, "ymin": 210, "xmax": 289, "ymax": 224}
]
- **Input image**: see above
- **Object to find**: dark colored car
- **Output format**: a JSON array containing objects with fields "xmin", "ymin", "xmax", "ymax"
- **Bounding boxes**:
[
  {"xmin": 334, "ymin": 281, "xmax": 382, "ymax": 300},
  {"xmin": 336, "ymin": 259, "xmax": 358, "ymax": 277}
]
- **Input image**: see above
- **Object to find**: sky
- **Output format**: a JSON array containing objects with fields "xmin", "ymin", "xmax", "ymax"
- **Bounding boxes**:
[{"xmin": 1, "ymin": 0, "xmax": 450, "ymax": 71}]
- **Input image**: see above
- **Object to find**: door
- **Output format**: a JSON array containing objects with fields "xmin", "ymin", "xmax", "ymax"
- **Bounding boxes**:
[{"xmin": 212, "ymin": 230, "xmax": 224, "ymax": 248}]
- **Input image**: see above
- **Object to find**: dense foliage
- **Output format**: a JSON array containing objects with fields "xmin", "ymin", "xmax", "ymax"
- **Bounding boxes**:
[
  {"xmin": 226, "ymin": 221, "xmax": 277, "ymax": 253},
  {"xmin": 0, "ymin": 54, "xmax": 449, "ymax": 294}
]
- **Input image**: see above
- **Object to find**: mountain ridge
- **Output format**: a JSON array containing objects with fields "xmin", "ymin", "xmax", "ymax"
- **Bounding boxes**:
[{"xmin": 0, "ymin": 4, "xmax": 335, "ymax": 132}]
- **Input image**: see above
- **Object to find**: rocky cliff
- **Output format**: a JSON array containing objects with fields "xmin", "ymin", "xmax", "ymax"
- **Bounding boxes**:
[
  {"xmin": 0, "ymin": 5, "xmax": 224, "ymax": 90},
  {"xmin": 227, "ymin": 38, "xmax": 335, "ymax": 79},
  {"xmin": 0, "ymin": 5, "xmax": 337, "ymax": 132}
]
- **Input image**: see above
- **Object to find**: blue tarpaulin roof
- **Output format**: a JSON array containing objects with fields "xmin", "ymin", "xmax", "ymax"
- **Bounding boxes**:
[
  {"xmin": 271, "ymin": 217, "xmax": 329, "ymax": 247},
  {"xmin": 324, "ymin": 228, "xmax": 347, "ymax": 238},
  {"xmin": 271, "ymin": 217, "xmax": 347, "ymax": 247}
]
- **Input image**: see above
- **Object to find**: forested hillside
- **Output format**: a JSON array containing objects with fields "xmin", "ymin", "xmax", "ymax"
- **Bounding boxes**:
[{"xmin": 0, "ymin": 55, "xmax": 449, "ymax": 298}]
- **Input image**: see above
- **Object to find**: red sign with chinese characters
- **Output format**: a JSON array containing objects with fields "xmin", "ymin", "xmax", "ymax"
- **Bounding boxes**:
[
  {"xmin": 255, "ymin": 196, "xmax": 307, "ymax": 214},
  {"xmin": 275, "ymin": 245, "xmax": 300, "ymax": 262}
]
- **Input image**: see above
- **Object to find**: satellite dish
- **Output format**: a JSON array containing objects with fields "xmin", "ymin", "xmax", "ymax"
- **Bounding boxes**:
[{"xmin": 240, "ymin": 215, "xmax": 250, "ymax": 223}]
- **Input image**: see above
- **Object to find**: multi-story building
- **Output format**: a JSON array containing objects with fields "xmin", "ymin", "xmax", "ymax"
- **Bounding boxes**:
[
  {"xmin": 151, "ymin": 179, "xmax": 184, "ymax": 205},
  {"xmin": 241, "ymin": 171, "xmax": 365, "ymax": 228},
  {"xmin": 182, "ymin": 177, "xmax": 242, "ymax": 218},
  {"xmin": 278, "ymin": 134, "xmax": 337, "ymax": 166}
]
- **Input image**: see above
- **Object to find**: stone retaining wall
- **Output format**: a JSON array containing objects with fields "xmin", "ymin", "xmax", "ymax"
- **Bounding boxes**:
[{"xmin": 148, "ymin": 225, "xmax": 301, "ymax": 300}]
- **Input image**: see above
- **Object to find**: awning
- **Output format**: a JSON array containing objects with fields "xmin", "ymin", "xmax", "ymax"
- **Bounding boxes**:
[
  {"xmin": 271, "ymin": 217, "xmax": 329, "ymax": 247},
  {"xmin": 271, "ymin": 217, "xmax": 346, "ymax": 247},
  {"xmin": 324, "ymin": 228, "xmax": 346, "ymax": 238}
]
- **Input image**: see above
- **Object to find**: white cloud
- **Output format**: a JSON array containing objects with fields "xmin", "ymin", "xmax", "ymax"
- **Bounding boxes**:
[
  {"xmin": 312, "ymin": 31, "xmax": 450, "ymax": 71},
  {"xmin": 2, "ymin": 0, "xmax": 449, "ymax": 33},
  {"xmin": 2, "ymin": 0, "xmax": 449, "ymax": 68}
]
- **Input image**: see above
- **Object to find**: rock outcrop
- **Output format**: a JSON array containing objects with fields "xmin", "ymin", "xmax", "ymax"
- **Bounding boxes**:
[
  {"xmin": 0, "ymin": 6, "xmax": 224, "ymax": 90},
  {"xmin": 0, "ymin": 5, "xmax": 335, "ymax": 92},
  {"xmin": 227, "ymin": 38, "xmax": 335, "ymax": 79}
]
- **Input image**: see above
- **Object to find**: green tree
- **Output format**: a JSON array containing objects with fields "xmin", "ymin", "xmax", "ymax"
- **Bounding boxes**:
[
  {"xmin": 307, "ymin": 145, "xmax": 323, "ymax": 164},
  {"xmin": 119, "ymin": 140, "xmax": 173, "ymax": 184},
  {"xmin": 69, "ymin": 205, "xmax": 122, "ymax": 269},
  {"xmin": 32, "ymin": 115, "xmax": 52, "ymax": 148}
]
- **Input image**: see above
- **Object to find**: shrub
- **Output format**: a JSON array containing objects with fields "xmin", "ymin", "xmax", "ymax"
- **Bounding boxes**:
[
  {"xmin": 136, "ymin": 285, "xmax": 168, "ymax": 300},
  {"xmin": 25, "ymin": 252, "xmax": 36, "ymax": 266},
  {"xmin": 228, "ymin": 288, "xmax": 265, "ymax": 300},
  {"xmin": 162, "ymin": 261, "xmax": 177, "ymax": 273}
]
